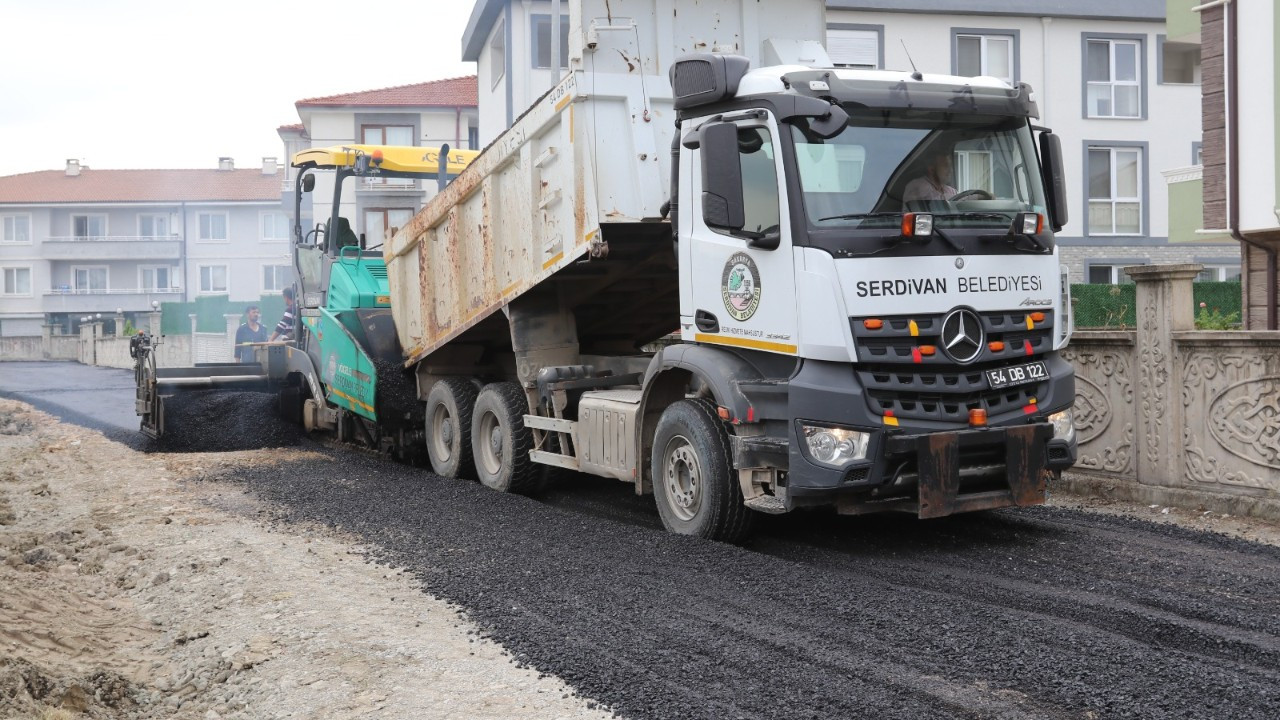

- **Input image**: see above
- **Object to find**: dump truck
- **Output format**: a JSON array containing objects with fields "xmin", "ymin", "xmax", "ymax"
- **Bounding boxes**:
[{"xmin": 374, "ymin": 0, "xmax": 1077, "ymax": 540}]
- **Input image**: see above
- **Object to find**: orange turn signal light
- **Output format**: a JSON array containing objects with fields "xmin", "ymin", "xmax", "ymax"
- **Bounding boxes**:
[
  {"xmin": 863, "ymin": 318, "xmax": 884, "ymax": 330},
  {"xmin": 918, "ymin": 345, "xmax": 936, "ymax": 356},
  {"xmin": 1029, "ymin": 312, "xmax": 1045, "ymax": 323},
  {"xmin": 969, "ymin": 408, "xmax": 988, "ymax": 427},
  {"xmin": 988, "ymin": 341, "xmax": 1005, "ymax": 352},
  {"xmin": 716, "ymin": 406, "xmax": 731, "ymax": 421}
]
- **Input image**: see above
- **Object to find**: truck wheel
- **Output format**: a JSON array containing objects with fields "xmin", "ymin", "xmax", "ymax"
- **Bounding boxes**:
[
  {"xmin": 652, "ymin": 399, "xmax": 755, "ymax": 542},
  {"xmin": 425, "ymin": 378, "xmax": 477, "ymax": 479},
  {"xmin": 470, "ymin": 382, "xmax": 538, "ymax": 494}
]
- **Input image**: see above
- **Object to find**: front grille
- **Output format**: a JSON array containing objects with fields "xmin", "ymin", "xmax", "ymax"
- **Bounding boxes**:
[
  {"xmin": 366, "ymin": 265, "xmax": 388, "ymax": 279},
  {"xmin": 852, "ymin": 310, "xmax": 1056, "ymax": 424},
  {"xmin": 1048, "ymin": 447, "xmax": 1069, "ymax": 461},
  {"xmin": 844, "ymin": 467, "xmax": 871, "ymax": 483}
]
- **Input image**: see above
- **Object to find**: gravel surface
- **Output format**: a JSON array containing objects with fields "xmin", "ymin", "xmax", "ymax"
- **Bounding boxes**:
[
  {"xmin": 148, "ymin": 391, "xmax": 304, "ymax": 453},
  {"xmin": 206, "ymin": 451, "xmax": 1280, "ymax": 720}
]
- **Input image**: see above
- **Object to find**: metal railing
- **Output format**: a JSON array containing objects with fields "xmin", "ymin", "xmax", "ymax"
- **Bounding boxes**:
[
  {"xmin": 44, "ymin": 287, "xmax": 182, "ymax": 295},
  {"xmin": 44, "ymin": 235, "xmax": 181, "ymax": 243}
]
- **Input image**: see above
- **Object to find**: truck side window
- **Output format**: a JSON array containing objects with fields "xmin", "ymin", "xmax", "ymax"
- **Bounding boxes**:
[{"xmin": 736, "ymin": 127, "xmax": 780, "ymax": 236}]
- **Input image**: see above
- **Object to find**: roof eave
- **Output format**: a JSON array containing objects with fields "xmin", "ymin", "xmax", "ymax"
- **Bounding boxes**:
[{"xmin": 462, "ymin": 0, "xmax": 505, "ymax": 62}]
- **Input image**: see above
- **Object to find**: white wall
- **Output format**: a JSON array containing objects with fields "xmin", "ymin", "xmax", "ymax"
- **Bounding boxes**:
[
  {"xmin": 182, "ymin": 202, "xmax": 287, "ymax": 302},
  {"xmin": 1237, "ymin": 1, "xmax": 1277, "ymax": 234}
]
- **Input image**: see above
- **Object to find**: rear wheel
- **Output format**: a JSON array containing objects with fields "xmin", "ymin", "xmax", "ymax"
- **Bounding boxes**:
[
  {"xmin": 471, "ymin": 382, "xmax": 538, "ymax": 494},
  {"xmin": 425, "ymin": 378, "xmax": 477, "ymax": 479},
  {"xmin": 652, "ymin": 399, "xmax": 755, "ymax": 543}
]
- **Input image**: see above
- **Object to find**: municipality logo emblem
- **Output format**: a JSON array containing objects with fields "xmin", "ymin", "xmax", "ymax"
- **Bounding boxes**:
[{"xmin": 721, "ymin": 252, "xmax": 761, "ymax": 322}]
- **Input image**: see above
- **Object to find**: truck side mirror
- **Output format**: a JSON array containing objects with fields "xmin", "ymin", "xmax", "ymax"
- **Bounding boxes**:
[
  {"xmin": 699, "ymin": 122, "xmax": 746, "ymax": 232},
  {"xmin": 301, "ymin": 174, "xmax": 315, "ymax": 193},
  {"xmin": 1039, "ymin": 132, "xmax": 1068, "ymax": 232}
]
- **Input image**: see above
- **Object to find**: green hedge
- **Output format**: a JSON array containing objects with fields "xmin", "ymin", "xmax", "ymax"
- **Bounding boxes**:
[
  {"xmin": 1071, "ymin": 282, "xmax": 1242, "ymax": 329},
  {"xmin": 159, "ymin": 295, "xmax": 287, "ymax": 335}
]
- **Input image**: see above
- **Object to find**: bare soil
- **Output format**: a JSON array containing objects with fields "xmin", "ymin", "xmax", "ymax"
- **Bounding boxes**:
[{"xmin": 0, "ymin": 398, "xmax": 613, "ymax": 719}]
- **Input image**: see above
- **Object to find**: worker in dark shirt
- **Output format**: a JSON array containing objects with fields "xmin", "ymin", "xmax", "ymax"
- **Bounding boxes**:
[
  {"xmin": 269, "ymin": 287, "xmax": 296, "ymax": 342},
  {"xmin": 234, "ymin": 305, "xmax": 267, "ymax": 362}
]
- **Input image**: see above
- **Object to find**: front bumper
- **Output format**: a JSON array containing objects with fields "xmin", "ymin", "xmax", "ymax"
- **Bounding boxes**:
[{"xmin": 779, "ymin": 357, "xmax": 1076, "ymax": 516}]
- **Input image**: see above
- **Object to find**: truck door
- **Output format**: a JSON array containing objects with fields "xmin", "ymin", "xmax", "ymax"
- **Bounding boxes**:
[{"xmin": 686, "ymin": 117, "xmax": 798, "ymax": 356}]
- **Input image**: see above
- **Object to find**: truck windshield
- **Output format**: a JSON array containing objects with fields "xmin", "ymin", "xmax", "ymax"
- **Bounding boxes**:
[{"xmin": 790, "ymin": 110, "xmax": 1047, "ymax": 231}]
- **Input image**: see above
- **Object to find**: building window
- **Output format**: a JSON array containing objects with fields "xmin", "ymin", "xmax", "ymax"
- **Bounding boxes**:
[
  {"xmin": 139, "ymin": 266, "xmax": 174, "ymax": 291},
  {"xmin": 828, "ymin": 24, "xmax": 882, "ymax": 69},
  {"xmin": 1, "ymin": 267, "xmax": 32, "ymax": 296},
  {"xmin": 467, "ymin": 126, "xmax": 480, "ymax": 150},
  {"xmin": 1087, "ymin": 263, "xmax": 1142, "ymax": 284},
  {"xmin": 1158, "ymin": 35, "xmax": 1200, "ymax": 85},
  {"xmin": 262, "ymin": 212, "xmax": 289, "ymax": 241},
  {"xmin": 1196, "ymin": 265, "xmax": 1242, "ymax": 282},
  {"xmin": 362, "ymin": 125, "xmax": 413, "ymax": 146},
  {"xmin": 198, "ymin": 212, "xmax": 228, "ymax": 242},
  {"xmin": 72, "ymin": 214, "xmax": 107, "ymax": 240},
  {"xmin": 1087, "ymin": 145, "xmax": 1144, "ymax": 236},
  {"xmin": 364, "ymin": 208, "xmax": 415, "ymax": 247},
  {"xmin": 490, "ymin": 18, "xmax": 506, "ymax": 88},
  {"xmin": 2, "ymin": 215, "xmax": 31, "ymax": 243},
  {"xmin": 953, "ymin": 30, "xmax": 1017, "ymax": 85},
  {"xmin": 1084, "ymin": 36, "xmax": 1144, "ymax": 118},
  {"xmin": 531, "ymin": 14, "xmax": 569, "ymax": 69},
  {"xmin": 72, "ymin": 266, "xmax": 108, "ymax": 292},
  {"xmin": 139, "ymin": 214, "xmax": 170, "ymax": 237},
  {"xmin": 955, "ymin": 150, "xmax": 994, "ymax": 194},
  {"xmin": 199, "ymin": 265, "xmax": 228, "ymax": 294},
  {"xmin": 1192, "ymin": 141, "xmax": 1203, "ymax": 166},
  {"xmin": 262, "ymin": 264, "xmax": 291, "ymax": 294}
]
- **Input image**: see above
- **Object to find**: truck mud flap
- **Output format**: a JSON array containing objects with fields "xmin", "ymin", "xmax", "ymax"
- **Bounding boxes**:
[{"xmin": 838, "ymin": 424, "xmax": 1053, "ymax": 519}]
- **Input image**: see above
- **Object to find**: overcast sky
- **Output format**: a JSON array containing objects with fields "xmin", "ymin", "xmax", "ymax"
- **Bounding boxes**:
[{"xmin": 0, "ymin": 0, "xmax": 477, "ymax": 177}]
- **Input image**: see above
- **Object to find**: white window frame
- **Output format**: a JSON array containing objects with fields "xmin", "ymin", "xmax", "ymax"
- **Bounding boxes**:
[
  {"xmin": 1085, "ymin": 36, "xmax": 1144, "ymax": 119},
  {"xmin": 1, "ymin": 265, "xmax": 33, "ymax": 297},
  {"xmin": 954, "ymin": 31, "xmax": 1016, "ymax": 85},
  {"xmin": 530, "ymin": 13, "xmax": 570, "ymax": 69},
  {"xmin": 71, "ymin": 265, "xmax": 109, "ymax": 292},
  {"xmin": 261, "ymin": 211, "xmax": 289, "ymax": 242},
  {"xmin": 261, "ymin": 264, "xmax": 291, "ymax": 294},
  {"xmin": 1, "ymin": 214, "xmax": 32, "ymax": 244},
  {"xmin": 955, "ymin": 150, "xmax": 994, "ymax": 194},
  {"xmin": 1086, "ymin": 144, "xmax": 1145, "ymax": 237},
  {"xmin": 490, "ymin": 18, "xmax": 506, "ymax": 89},
  {"xmin": 197, "ymin": 212, "xmax": 229, "ymax": 242},
  {"xmin": 71, "ymin": 214, "xmax": 108, "ymax": 240},
  {"xmin": 198, "ymin": 264, "xmax": 229, "ymax": 294},
  {"xmin": 139, "ymin": 265, "xmax": 176, "ymax": 291},
  {"xmin": 1196, "ymin": 265, "xmax": 1242, "ymax": 282},
  {"xmin": 138, "ymin": 213, "xmax": 171, "ymax": 238},
  {"xmin": 1086, "ymin": 262, "xmax": 1144, "ymax": 284}
]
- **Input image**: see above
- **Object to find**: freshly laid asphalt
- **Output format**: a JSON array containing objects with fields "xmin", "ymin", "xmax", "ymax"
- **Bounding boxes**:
[{"xmin": 5, "ymin": 361, "xmax": 1279, "ymax": 719}]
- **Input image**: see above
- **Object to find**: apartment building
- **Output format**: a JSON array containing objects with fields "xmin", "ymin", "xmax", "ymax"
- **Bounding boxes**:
[
  {"xmin": 284, "ymin": 76, "xmax": 479, "ymax": 247},
  {"xmin": 0, "ymin": 159, "xmax": 286, "ymax": 336},
  {"xmin": 461, "ymin": 0, "xmax": 1221, "ymax": 284}
]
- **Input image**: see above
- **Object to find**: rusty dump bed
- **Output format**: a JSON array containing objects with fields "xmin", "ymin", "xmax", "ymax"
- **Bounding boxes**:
[{"xmin": 382, "ymin": 0, "xmax": 822, "ymax": 367}]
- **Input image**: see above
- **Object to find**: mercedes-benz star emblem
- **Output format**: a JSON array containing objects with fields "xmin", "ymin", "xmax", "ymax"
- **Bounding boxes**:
[{"xmin": 941, "ymin": 308, "xmax": 984, "ymax": 364}]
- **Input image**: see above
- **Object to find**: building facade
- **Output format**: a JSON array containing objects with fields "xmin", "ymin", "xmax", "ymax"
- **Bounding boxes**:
[
  {"xmin": 0, "ymin": 159, "xmax": 286, "ymax": 336},
  {"xmin": 460, "ymin": 0, "xmax": 1221, "ymax": 285},
  {"xmin": 1167, "ymin": 0, "xmax": 1279, "ymax": 328},
  {"xmin": 285, "ymin": 77, "xmax": 479, "ymax": 248}
]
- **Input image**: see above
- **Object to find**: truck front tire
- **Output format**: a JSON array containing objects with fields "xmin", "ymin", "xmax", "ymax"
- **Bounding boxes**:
[
  {"xmin": 471, "ymin": 382, "xmax": 539, "ymax": 494},
  {"xmin": 425, "ymin": 378, "xmax": 477, "ymax": 479},
  {"xmin": 652, "ymin": 399, "xmax": 755, "ymax": 543}
]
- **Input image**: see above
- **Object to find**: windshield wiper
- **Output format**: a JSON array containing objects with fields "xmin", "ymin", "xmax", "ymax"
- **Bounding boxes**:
[
  {"xmin": 979, "ymin": 232, "xmax": 1048, "ymax": 254},
  {"xmin": 816, "ymin": 211, "xmax": 903, "ymax": 222},
  {"xmin": 934, "ymin": 212, "xmax": 1016, "ymax": 223}
]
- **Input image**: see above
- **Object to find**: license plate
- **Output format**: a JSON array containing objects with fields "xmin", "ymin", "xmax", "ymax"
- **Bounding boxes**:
[{"xmin": 986, "ymin": 361, "xmax": 1048, "ymax": 390}]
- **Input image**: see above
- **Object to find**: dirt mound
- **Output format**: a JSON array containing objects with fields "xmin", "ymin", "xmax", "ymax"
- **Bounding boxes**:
[{"xmin": 149, "ymin": 391, "xmax": 305, "ymax": 452}]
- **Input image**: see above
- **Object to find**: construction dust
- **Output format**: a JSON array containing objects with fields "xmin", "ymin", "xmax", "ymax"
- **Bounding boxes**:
[{"xmin": 148, "ymin": 391, "xmax": 305, "ymax": 452}]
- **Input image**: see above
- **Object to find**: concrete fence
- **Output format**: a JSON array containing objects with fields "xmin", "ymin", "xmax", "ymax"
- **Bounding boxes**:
[
  {"xmin": 1062, "ymin": 264, "xmax": 1280, "ymax": 520},
  {"xmin": 0, "ymin": 311, "xmax": 210, "ymax": 369}
]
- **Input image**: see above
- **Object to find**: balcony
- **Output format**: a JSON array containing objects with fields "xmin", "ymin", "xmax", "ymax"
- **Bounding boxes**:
[
  {"xmin": 42, "ymin": 235, "xmax": 182, "ymax": 261},
  {"xmin": 41, "ymin": 287, "xmax": 182, "ymax": 314},
  {"xmin": 358, "ymin": 177, "xmax": 421, "ymax": 193}
]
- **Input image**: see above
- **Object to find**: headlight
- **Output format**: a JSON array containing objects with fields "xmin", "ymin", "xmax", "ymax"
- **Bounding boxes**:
[
  {"xmin": 801, "ymin": 424, "xmax": 870, "ymax": 467},
  {"xmin": 1048, "ymin": 410, "xmax": 1075, "ymax": 443}
]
